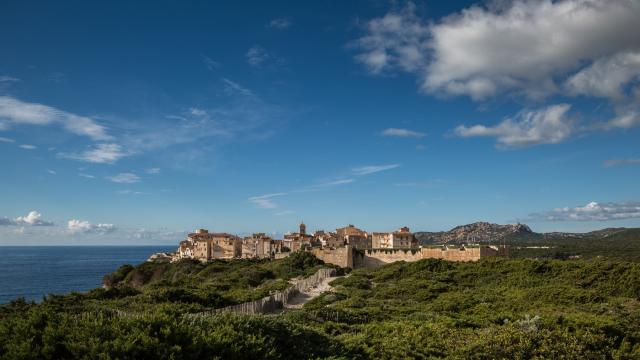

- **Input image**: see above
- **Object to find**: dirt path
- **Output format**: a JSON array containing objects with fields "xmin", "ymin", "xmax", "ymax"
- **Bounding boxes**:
[{"xmin": 283, "ymin": 275, "xmax": 340, "ymax": 309}]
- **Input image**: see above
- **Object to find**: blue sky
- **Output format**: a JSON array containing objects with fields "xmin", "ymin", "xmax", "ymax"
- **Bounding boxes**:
[{"xmin": 1, "ymin": 0, "xmax": 640, "ymax": 245}]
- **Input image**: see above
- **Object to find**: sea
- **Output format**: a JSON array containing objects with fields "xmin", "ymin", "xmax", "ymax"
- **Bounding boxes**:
[{"xmin": 0, "ymin": 246, "xmax": 174, "ymax": 304}]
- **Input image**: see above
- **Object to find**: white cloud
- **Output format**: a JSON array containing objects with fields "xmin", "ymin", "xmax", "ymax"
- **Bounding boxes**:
[
  {"xmin": 394, "ymin": 179, "xmax": 445, "ymax": 188},
  {"xmin": 352, "ymin": 164, "xmax": 400, "ymax": 175},
  {"xmin": 202, "ymin": 55, "xmax": 221, "ymax": 71},
  {"xmin": 19, "ymin": 144, "xmax": 36, "ymax": 150},
  {"xmin": 454, "ymin": 104, "xmax": 574, "ymax": 148},
  {"xmin": 120, "ymin": 80, "xmax": 281, "ymax": 158},
  {"xmin": 268, "ymin": 18, "xmax": 291, "ymax": 29},
  {"xmin": 248, "ymin": 193, "xmax": 287, "ymax": 209},
  {"xmin": 603, "ymin": 158, "xmax": 640, "ymax": 167},
  {"xmin": 602, "ymin": 111, "xmax": 640, "ymax": 130},
  {"xmin": 116, "ymin": 190, "xmax": 145, "ymax": 195},
  {"xmin": 47, "ymin": 170, "xmax": 56, "ymax": 175},
  {"xmin": 222, "ymin": 78, "xmax": 254, "ymax": 97},
  {"xmin": 313, "ymin": 179, "xmax": 355, "ymax": 187},
  {"xmin": 381, "ymin": 128, "xmax": 425, "ymax": 138},
  {"xmin": 246, "ymin": 45, "xmax": 270, "ymax": 67},
  {"xmin": 0, "ymin": 96, "xmax": 111, "ymax": 141},
  {"xmin": 0, "ymin": 136, "xmax": 14, "ymax": 143},
  {"xmin": 0, "ymin": 76, "xmax": 20, "ymax": 82},
  {"xmin": 145, "ymin": 167, "xmax": 161, "ymax": 174},
  {"xmin": 67, "ymin": 219, "xmax": 116, "ymax": 234},
  {"xmin": 60, "ymin": 143, "xmax": 127, "ymax": 164},
  {"xmin": 528, "ymin": 201, "xmax": 640, "ymax": 221},
  {"xmin": 107, "ymin": 172, "xmax": 140, "ymax": 184},
  {"xmin": 352, "ymin": 3, "xmax": 429, "ymax": 75},
  {"xmin": 353, "ymin": 1, "xmax": 640, "ymax": 100},
  {"xmin": 78, "ymin": 173, "xmax": 95, "ymax": 179},
  {"xmin": 566, "ymin": 51, "xmax": 640, "ymax": 100},
  {"xmin": 0, "ymin": 211, "xmax": 54, "ymax": 226},
  {"xmin": 274, "ymin": 210, "xmax": 294, "ymax": 216}
]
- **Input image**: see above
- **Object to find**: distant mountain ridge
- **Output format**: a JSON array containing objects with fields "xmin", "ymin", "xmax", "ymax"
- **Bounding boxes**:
[
  {"xmin": 415, "ymin": 222, "xmax": 534, "ymax": 244},
  {"xmin": 415, "ymin": 222, "xmax": 637, "ymax": 245}
]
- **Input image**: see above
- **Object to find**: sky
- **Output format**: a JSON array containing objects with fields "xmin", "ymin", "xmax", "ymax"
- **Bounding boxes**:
[{"xmin": 1, "ymin": 0, "xmax": 640, "ymax": 245}]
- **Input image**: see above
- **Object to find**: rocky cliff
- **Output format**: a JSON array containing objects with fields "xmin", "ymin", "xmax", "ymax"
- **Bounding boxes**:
[{"xmin": 415, "ymin": 222, "xmax": 535, "ymax": 244}]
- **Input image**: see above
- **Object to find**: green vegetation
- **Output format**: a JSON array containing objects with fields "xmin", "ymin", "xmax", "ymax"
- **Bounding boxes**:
[
  {"xmin": 1, "ymin": 254, "xmax": 640, "ymax": 358},
  {"xmin": 508, "ymin": 228, "xmax": 640, "ymax": 261}
]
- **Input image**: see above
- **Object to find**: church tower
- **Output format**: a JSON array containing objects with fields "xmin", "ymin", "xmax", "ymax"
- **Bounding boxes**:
[{"xmin": 299, "ymin": 221, "xmax": 306, "ymax": 235}]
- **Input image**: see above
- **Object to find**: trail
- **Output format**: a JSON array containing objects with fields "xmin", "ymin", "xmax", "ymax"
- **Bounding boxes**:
[{"xmin": 283, "ymin": 274, "xmax": 340, "ymax": 310}]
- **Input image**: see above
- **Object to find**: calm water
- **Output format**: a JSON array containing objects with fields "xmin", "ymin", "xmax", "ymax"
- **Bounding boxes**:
[{"xmin": 0, "ymin": 246, "xmax": 174, "ymax": 304}]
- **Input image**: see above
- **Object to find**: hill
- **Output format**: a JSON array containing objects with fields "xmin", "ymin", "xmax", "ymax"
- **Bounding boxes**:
[
  {"xmin": 415, "ymin": 222, "xmax": 640, "ymax": 261},
  {"xmin": 415, "ymin": 222, "xmax": 536, "ymax": 244},
  {"xmin": 1, "ymin": 257, "xmax": 640, "ymax": 358}
]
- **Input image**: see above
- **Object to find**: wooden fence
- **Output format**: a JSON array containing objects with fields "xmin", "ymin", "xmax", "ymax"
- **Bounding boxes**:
[{"xmin": 190, "ymin": 267, "xmax": 337, "ymax": 316}]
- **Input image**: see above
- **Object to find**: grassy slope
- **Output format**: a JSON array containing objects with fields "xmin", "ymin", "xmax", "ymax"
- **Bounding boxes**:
[
  {"xmin": 508, "ymin": 228, "xmax": 640, "ymax": 261},
  {"xmin": 2, "ymin": 256, "xmax": 640, "ymax": 359}
]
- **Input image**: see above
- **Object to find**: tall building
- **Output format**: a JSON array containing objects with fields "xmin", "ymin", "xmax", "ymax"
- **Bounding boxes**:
[
  {"xmin": 372, "ymin": 227, "xmax": 418, "ymax": 249},
  {"xmin": 178, "ymin": 229, "xmax": 242, "ymax": 261},
  {"xmin": 336, "ymin": 224, "xmax": 371, "ymax": 249},
  {"xmin": 241, "ymin": 233, "xmax": 273, "ymax": 259}
]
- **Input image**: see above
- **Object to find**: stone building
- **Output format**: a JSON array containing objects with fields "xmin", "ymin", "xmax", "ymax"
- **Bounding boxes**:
[
  {"xmin": 283, "ymin": 222, "xmax": 313, "ymax": 251},
  {"xmin": 314, "ymin": 230, "xmax": 341, "ymax": 249},
  {"xmin": 179, "ymin": 229, "xmax": 242, "ymax": 261},
  {"xmin": 336, "ymin": 224, "xmax": 371, "ymax": 249},
  {"xmin": 372, "ymin": 226, "xmax": 419, "ymax": 249},
  {"xmin": 241, "ymin": 233, "xmax": 273, "ymax": 259},
  {"xmin": 271, "ymin": 239, "xmax": 284, "ymax": 254}
]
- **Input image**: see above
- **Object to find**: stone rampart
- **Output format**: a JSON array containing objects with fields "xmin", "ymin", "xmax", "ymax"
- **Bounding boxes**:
[
  {"xmin": 314, "ymin": 245, "xmax": 505, "ymax": 268},
  {"xmin": 311, "ymin": 246, "xmax": 353, "ymax": 268}
]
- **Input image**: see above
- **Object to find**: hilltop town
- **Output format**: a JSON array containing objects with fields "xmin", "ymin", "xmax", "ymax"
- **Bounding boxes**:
[{"xmin": 170, "ymin": 222, "xmax": 509, "ymax": 268}]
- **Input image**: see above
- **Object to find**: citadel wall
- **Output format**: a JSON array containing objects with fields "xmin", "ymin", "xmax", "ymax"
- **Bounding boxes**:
[{"xmin": 313, "ymin": 246, "xmax": 504, "ymax": 268}]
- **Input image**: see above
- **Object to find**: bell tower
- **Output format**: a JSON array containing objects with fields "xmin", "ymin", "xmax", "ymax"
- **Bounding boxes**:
[{"xmin": 299, "ymin": 221, "xmax": 306, "ymax": 235}]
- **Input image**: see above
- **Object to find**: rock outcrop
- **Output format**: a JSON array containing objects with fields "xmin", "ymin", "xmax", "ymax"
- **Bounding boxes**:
[{"xmin": 415, "ymin": 222, "xmax": 534, "ymax": 244}]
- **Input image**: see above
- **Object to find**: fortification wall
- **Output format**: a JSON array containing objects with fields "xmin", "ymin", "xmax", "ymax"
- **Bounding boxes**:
[
  {"xmin": 311, "ymin": 246, "xmax": 353, "ymax": 268},
  {"xmin": 352, "ymin": 246, "xmax": 498, "ymax": 268},
  {"xmin": 354, "ymin": 248, "xmax": 423, "ymax": 267}
]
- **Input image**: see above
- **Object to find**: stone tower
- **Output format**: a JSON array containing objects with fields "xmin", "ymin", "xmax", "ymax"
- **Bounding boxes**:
[{"xmin": 299, "ymin": 221, "xmax": 306, "ymax": 235}]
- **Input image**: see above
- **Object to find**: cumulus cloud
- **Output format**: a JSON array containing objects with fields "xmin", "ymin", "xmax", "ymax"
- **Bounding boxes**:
[
  {"xmin": 60, "ymin": 143, "xmax": 127, "ymax": 164},
  {"xmin": 67, "ymin": 219, "xmax": 116, "ymax": 234},
  {"xmin": 528, "ymin": 201, "xmax": 640, "ymax": 221},
  {"xmin": 354, "ymin": 1, "xmax": 640, "ymax": 100},
  {"xmin": 0, "ymin": 211, "xmax": 54, "ymax": 226},
  {"xmin": 602, "ymin": 111, "xmax": 640, "ymax": 130},
  {"xmin": 566, "ymin": 51, "xmax": 640, "ymax": 101},
  {"xmin": 454, "ymin": 104, "xmax": 574, "ymax": 148},
  {"xmin": 352, "ymin": 164, "xmax": 400, "ymax": 175},
  {"xmin": 0, "ymin": 96, "xmax": 111, "ymax": 141},
  {"xmin": 353, "ymin": 3, "xmax": 429, "ymax": 75},
  {"xmin": 268, "ymin": 18, "xmax": 291, "ymax": 29},
  {"xmin": 107, "ymin": 172, "xmax": 140, "ymax": 184},
  {"xmin": 353, "ymin": 0, "xmax": 640, "ymax": 144},
  {"xmin": 381, "ymin": 128, "xmax": 425, "ymax": 138}
]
